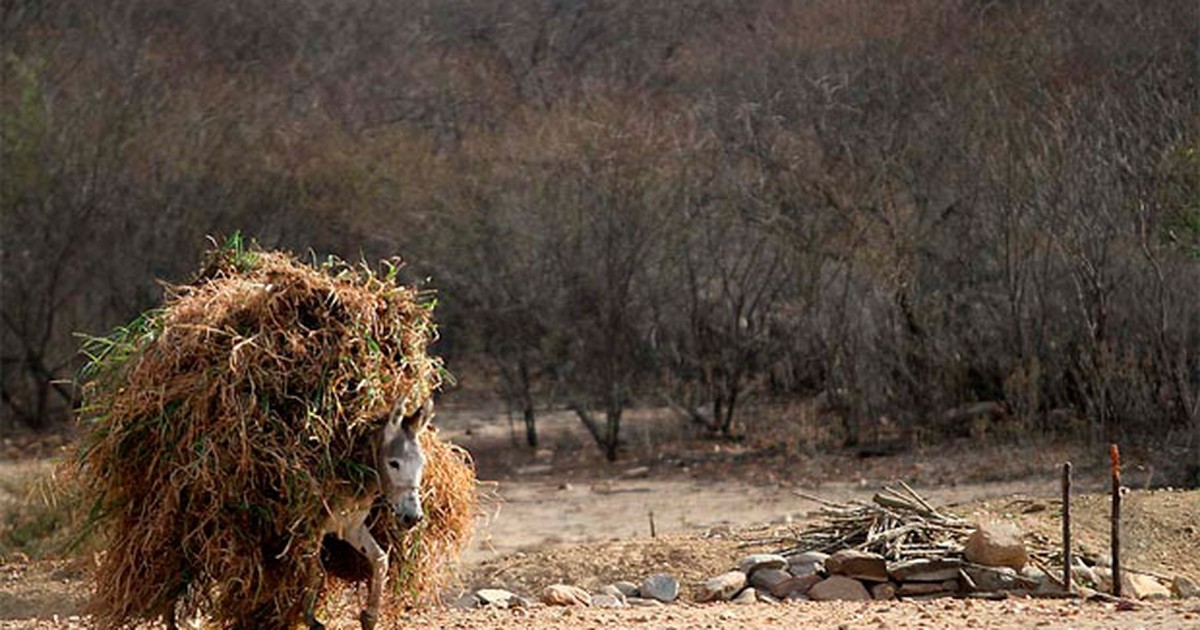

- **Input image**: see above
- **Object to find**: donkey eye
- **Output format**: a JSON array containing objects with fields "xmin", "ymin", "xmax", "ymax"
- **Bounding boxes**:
[{"xmin": 388, "ymin": 461, "xmax": 400, "ymax": 470}]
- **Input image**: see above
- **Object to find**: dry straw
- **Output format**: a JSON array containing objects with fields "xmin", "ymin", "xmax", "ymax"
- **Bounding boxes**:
[{"xmin": 70, "ymin": 237, "xmax": 476, "ymax": 629}]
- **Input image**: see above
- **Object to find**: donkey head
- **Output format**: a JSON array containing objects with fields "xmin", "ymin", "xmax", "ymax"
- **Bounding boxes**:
[{"xmin": 379, "ymin": 396, "xmax": 431, "ymax": 529}]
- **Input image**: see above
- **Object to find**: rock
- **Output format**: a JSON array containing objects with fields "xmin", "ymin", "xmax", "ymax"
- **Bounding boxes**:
[
  {"xmin": 451, "ymin": 593, "xmax": 481, "ymax": 610},
  {"xmin": 888, "ymin": 558, "xmax": 964, "ymax": 582},
  {"xmin": 789, "ymin": 551, "xmax": 830, "ymax": 564},
  {"xmin": 733, "ymin": 588, "xmax": 757, "ymax": 604},
  {"xmin": 748, "ymin": 568, "xmax": 792, "ymax": 592},
  {"xmin": 625, "ymin": 597, "xmax": 664, "ymax": 607},
  {"xmin": 1072, "ymin": 563, "xmax": 1099, "ymax": 587},
  {"xmin": 755, "ymin": 589, "xmax": 781, "ymax": 604},
  {"xmin": 824, "ymin": 549, "xmax": 889, "ymax": 582},
  {"xmin": 475, "ymin": 588, "xmax": 521, "ymax": 608},
  {"xmin": 964, "ymin": 522, "xmax": 1028, "ymax": 570},
  {"xmin": 640, "ymin": 573, "xmax": 680, "ymax": 603},
  {"xmin": 963, "ymin": 566, "xmax": 1034, "ymax": 592},
  {"xmin": 1091, "ymin": 568, "xmax": 1170, "ymax": 599},
  {"xmin": 1018, "ymin": 566, "xmax": 1062, "ymax": 595},
  {"xmin": 808, "ymin": 576, "xmax": 872, "ymax": 601},
  {"xmin": 768, "ymin": 573, "xmax": 822, "ymax": 598},
  {"xmin": 1126, "ymin": 574, "xmax": 1171, "ymax": 600},
  {"xmin": 898, "ymin": 582, "xmax": 947, "ymax": 596},
  {"xmin": 1021, "ymin": 566, "xmax": 1047, "ymax": 583},
  {"xmin": 542, "ymin": 584, "xmax": 592, "ymax": 606},
  {"xmin": 597, "ymin": 584, "xmax": 627, "ymax": 603},
  {"xmin": 871, "ymin": 582, "xmax": 897, "ymax": 600},
  {"xmin": 1093, "ymin": 567, "xmax": 1114, "ymax": 592},
  {"xmin": 1172, "ymin": 575, "xmax": 1199, "ymax": 599},
  {"xmin": 591, "ymin": 594, "xmax": 626, "ymax": 609},
  {"xmin": 787, "ymin": 551, "xmax": 829, "ymax": 577},
  {"xmin": 789, "ymin": 562, "xmax": 822, "ymax": 578},
  {"xmin": 898, "ymin": 579, "xmax": 959, "ymax": 597},
  {"xmin": 612, "ymin": 581, "xmax": 640, "ymax": 598},
  {"xmin": 697, "ymin": 571, "xmax": 748, "ymax": 602},
  {"xmin": 738, "ymin": 553, "xmax": 789, "ymax": 575}
]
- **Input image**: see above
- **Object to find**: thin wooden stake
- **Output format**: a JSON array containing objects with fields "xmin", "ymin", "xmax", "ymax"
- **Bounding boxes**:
[
  {"xmin": 1110, "ymin": 444, "xmax": 1122, "ymax": 598},
  {"xmin": 1062, "ymin": 461, "xmax": 1073, "ymax": 593},
  {"xmin": 649, "ymin": 510, "xmax": 656, "ymax": 538}
]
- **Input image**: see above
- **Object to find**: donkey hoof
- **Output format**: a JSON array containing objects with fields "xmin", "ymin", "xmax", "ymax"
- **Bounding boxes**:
[{"xmin": 358, "ymin": 609, "xmax": 378, "ymax": 630}]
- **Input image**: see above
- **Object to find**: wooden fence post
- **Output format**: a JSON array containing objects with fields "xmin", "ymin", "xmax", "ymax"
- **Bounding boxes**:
[
  {"xmin": 1110, "ymin": 444, "xmax": 1121, "ymax": 598},
  {"xmin": 1063, "ymin": 461, "xmax": 1072, "ymax": 593}
]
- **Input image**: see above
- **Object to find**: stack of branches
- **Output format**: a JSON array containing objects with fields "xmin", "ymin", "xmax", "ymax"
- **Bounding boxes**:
[
  {"xmin": 777, "ymin": 482, "xmax": 976, "ymax": 561},
  {"xmin": 68, "ymin": 238, "xmax": 476, "ymax": 629}
]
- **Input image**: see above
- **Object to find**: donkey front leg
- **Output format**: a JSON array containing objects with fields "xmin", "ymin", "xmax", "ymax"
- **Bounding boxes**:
[
  {"xmin": 344, "ymin": 521, "xmax": 388, "ymax": 630},
  {"xmin": 164, "ymin": 602, "xmax": 177, "ymax": 630}
]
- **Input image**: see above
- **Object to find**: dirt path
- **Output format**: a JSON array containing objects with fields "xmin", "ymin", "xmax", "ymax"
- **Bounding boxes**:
[{"xmin": 466, "ymin": 475, "xmax": 1081, "ymax": 564}]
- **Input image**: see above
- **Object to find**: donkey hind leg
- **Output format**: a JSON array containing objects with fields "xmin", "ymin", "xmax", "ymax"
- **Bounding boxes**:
[
  {"xmin": 305, "ymin": 550, "xmax": 328, "ymax": 630},
  {"xmin": 304, "ymin": 589, "xmax": 326, "ymax": 630},
  {"xmin": 344, "ymin": 521, "xmax": 389, "ymax": 630}
]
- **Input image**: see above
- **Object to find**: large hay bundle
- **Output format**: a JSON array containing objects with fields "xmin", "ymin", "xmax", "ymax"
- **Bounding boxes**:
[{"xmin": 71, "ymin": 240, "xmax": 476, "ymax": 629}]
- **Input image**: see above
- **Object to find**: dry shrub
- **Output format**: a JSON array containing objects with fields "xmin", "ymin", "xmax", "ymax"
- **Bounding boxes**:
[{"xmin": 69, "ymin": 238, "xmax": 476, "ymax": 629}]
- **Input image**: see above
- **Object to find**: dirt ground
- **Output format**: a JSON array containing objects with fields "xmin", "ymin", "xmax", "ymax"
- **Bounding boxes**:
[{"xmin": 2, "ymin": 403, "xmax": 1199, "ymax": 628}]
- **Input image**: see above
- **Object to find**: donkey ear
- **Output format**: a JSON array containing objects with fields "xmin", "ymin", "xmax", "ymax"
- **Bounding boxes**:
[{"xmin": 400, "ymin": 397, "xmax": 433, "ymax": 435}]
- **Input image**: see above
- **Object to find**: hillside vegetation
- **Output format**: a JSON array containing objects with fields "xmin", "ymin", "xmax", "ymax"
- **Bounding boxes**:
[{"xmin": 2, "ymin": 0, "xmax": 1197, "ymax": 479}]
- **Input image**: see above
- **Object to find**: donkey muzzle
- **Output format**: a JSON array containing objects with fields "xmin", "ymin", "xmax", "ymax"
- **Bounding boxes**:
[{"xmin": 393, "ymin": 492, "xmax": 423, "ymax": 529}]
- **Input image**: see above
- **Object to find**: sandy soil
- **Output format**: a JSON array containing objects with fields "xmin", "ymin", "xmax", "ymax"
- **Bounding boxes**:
[
  {"xmin": 2, "ymin": 405, "xmax": 1198, "ymax": 628},
  {"xmin": 387, "ymin": 598, "xmax": 1200, "ymax": 630},
  {"xmin": 4, "ymin": 586, "xmax": 1200, "ymax": 630}
]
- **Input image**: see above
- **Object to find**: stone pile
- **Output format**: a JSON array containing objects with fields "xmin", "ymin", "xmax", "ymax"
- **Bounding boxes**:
[
  {"xmin": 454, "ymin": 574, "xmax": 686, "ymax": 611},
  {"xmin": 454, "ymin": 484, "xmax": 1191, "ymax": 610}
]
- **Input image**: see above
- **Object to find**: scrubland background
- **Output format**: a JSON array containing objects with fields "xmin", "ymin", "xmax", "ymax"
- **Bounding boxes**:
[{"xmin": 2, "ymin": 0, "xmax": 1198, "ymax": 481}]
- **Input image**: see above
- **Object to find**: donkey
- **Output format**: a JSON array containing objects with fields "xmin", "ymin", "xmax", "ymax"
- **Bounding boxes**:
[
  {"xmin": 307, "ymin": 396, "xmax": 433, "ymax": 630},
  {"xmin": 163, "ymin": 397, "xmax": 432, "ymax": 630}
]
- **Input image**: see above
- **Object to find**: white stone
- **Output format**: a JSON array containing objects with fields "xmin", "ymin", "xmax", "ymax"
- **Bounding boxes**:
[
  {"xmin": 475, "ymin": 588, "xmax": 520, "ymax": 608},
  {"xmin": 591, "ymin": 594, "xmax": 626, "ymax": 608},
  {"xmin": 733, "ymin": 588, "xmax": 757, "ymax": 604},
  {"xmin": 787, "ymin": 551, "xmax": 829, "ymax": 577},
  {"xmin": 1126, "ymin": 574, "xmax": 1171, "ymax": 600},
  {"xmin": 597, "ymin": 584, "xmax": 627, "ymax": 603},
  {"xmin": 697, "ymin": 571, "xmax": 748, "ymax": 602},
  {"xmin": 612, "ymin": 581, "xmax": 640, "ymax": 598},
  {"xmin": 737, "ymin": 553, "xmax": 789, "ymax": 575}
]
